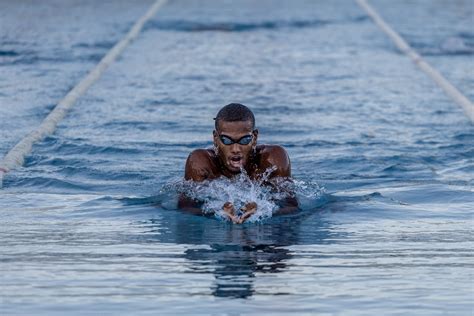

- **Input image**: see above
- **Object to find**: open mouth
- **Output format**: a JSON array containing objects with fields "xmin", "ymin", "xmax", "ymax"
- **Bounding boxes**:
[{"xmin": 229, "ymin": 156, "xmax": 243, "ymax": 169}]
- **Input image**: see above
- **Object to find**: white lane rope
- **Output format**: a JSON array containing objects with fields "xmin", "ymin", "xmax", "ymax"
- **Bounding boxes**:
[
  {"xmin": 0, "ymin": 0, "xmax": 168, "ymax": 188},
  {"xmin": 356, "ymin": 0, "xmax": 474, "ymax": 123}
]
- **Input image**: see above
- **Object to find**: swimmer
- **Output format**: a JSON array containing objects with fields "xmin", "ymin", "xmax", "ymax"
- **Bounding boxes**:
[{"xmin": 180, "ymin": 103, "xmax": 296, "ymax": 223}]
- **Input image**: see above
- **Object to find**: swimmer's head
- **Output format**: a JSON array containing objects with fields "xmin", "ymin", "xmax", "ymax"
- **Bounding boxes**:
[
  {"xmin": 214, "ymin": 103, "xmax": 255, "ymax": 130},
  {"xmin": 213, "ymin": 103, "xmax": 259, "ymax": 174}
]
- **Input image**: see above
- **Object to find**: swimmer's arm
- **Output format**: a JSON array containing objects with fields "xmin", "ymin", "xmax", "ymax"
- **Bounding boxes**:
[
  {"xmin": 274, "ymin": 196, "xmax": 299, "ymax": 215},
  {"xmin": 177, "ymin": 194, "xmax": 207, "ymax": 215},
  {"xmin": 177, "ymin": 195, "xmax": 241, "ymax": 223},
  {"xmin": 184, "ymin": 149, "xmax": 215, "ymax": 182},
  {"xmin": 180, "ymin": 152, "xmax": 207, "ymax": 214},
  {"xmin": 263, "ymin": 176, "xmax": 299, "ymax": 215},
  {"xmin": 264, "ymin": 146, "xmax": 298, "ymax": 214},
  {"xmin": 181, "ymin": 150, "xmax": 215, "ymax": 214},
  {"xmin": 261, "ymin": 145, "xmax": 291, "ymax": 178}
]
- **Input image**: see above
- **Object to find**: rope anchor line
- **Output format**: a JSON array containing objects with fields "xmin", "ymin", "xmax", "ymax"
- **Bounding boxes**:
[
  {"xmin": 0, "ymin": 0, "xmax": 168, "ymax": 188},
  {"xmin": 355, "ymin": 0, "xmax": 474, "ymax": 123}
]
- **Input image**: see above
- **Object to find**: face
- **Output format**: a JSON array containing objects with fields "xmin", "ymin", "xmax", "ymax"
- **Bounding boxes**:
[{"xmin": 213, "ymin": 120, "xmax": 258, "ymax": 174}]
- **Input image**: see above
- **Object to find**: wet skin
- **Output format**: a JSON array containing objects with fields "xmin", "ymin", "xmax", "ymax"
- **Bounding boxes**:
[{"xmin": 181, "ymin": 120, "xmax": 294, "ymax": 223}]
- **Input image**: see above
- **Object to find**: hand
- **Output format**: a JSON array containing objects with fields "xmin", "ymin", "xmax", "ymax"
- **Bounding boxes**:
[
  {"xmin": 222, "ymin": 202, "xmax": 239, "ymax": 223},
  {"xmin": 236, "ymin": 202, "xmax": 257, "ymax": 224}
]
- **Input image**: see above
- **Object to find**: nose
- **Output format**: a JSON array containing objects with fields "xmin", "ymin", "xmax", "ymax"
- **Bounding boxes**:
[{"xmin": 229, "ymin": 143, "xmax": 241, "ymax": 154}]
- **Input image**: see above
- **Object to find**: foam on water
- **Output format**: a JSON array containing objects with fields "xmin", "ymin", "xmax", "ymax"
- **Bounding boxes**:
[{"xmin": 172, "ymin": 166, "xmax": 325, "ymax": 223}]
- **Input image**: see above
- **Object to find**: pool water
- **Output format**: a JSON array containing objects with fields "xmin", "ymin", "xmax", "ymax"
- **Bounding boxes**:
[{"xmin": 1, "ymin": 0, "xmax": 473, "ymax": 315}]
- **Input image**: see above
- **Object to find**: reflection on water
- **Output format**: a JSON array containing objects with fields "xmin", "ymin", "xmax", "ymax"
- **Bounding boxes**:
[
  {"xmin": 187, "ymin": 244, "xmax": 291, "ymax": 298},
  {"xmin": 139, "ymin": 209, "xmax": 334, "ymax": 299}
]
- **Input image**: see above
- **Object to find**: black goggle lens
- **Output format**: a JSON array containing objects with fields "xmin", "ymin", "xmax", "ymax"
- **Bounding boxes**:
[{"xmin": 219, "ymin": 135, "xmax": 253, "ymax": 145}]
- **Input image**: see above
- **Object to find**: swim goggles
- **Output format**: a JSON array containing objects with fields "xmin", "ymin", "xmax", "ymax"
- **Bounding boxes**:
[{"xmin": 219, "ymin": 134, "xmax": 253, "ymax": 145}]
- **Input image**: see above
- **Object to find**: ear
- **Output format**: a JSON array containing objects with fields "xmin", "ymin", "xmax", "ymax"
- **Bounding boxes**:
[
  {"xmin": 252, "ymin": 129, "xmax": 259, "ymax": 141},
  {"xmin": 252, "ymin": 129, "xmax": 259, "ymax": 147},
  {"xmin": 213, "ymin": 130, "xmax": 218, "ymax": 145}
]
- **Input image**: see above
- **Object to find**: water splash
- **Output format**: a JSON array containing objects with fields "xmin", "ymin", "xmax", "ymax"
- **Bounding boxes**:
[{"xmin": 170, "ymin": 167, "xmax": 325, "ymax": 223}]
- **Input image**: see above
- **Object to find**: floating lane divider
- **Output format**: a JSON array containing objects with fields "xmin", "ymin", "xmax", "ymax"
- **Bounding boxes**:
[
  {"xmin": 0, "ymin": 0, "xmax": 168, "ymax": 188},
  {"xmin": 355, "ymin": 0, "xmax": 474, "ymax": 123}
]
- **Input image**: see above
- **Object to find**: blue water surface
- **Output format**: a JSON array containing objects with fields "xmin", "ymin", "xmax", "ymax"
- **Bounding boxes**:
[{"xmin": 1, "ymin": 0, "xmax": 473, "ymax": 315}]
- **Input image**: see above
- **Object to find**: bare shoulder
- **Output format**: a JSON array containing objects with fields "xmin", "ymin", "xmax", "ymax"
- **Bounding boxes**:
[
  {"xmin": 257, "ymin": 145, "xmax": 291, "ymax": 178},
  {"xmin": 185, "ymin": 149, "xmax": 219, "ymax": 181}
]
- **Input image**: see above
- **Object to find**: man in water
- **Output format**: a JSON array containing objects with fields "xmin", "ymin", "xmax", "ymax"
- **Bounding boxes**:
[{"xmin": 182, "ymin": 103, "xmax": 294, "ymax": 223}]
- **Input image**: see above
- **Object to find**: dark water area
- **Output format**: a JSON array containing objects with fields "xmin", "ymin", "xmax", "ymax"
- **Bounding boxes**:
[{"xmin": 1, "ymin": 0, "xmax": 473, "ymax": 315}]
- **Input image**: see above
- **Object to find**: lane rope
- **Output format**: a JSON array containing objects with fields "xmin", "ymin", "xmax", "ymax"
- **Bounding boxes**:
[
  {"xmin": 355, "ymin": 0, "xmax": 474, "ymax": 123},
  {"xmin": 0, "ymin": 0, "xmax": 168, "ymax": 188}
]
